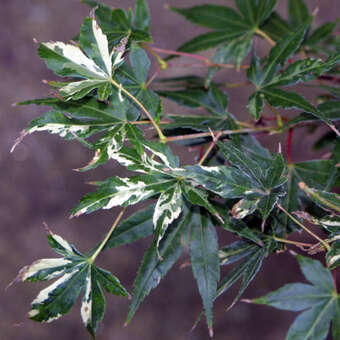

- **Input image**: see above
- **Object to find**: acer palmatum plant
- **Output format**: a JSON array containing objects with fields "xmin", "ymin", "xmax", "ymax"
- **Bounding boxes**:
[{"xmin": 11, "ymin": 0, "xmax": 340, "ymax": 339}]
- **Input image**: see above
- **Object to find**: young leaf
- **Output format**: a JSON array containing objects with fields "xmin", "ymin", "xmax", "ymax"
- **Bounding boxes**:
[
  {"xmin": 38, "ymin": 18, "xmax": 115, "ymax": 101},
  {"xmin": 126, "ymin": 210, "xmax": 190, "ymax": 324},
  {"xmin": 90, "ymin": 2, "xmax": 152, "ymax": 47},
  {"xmin": 190, "ymin": 211, "xmax": 220, "ymax": 333},
  {"xmin": 252, "ymin": 255, "xmax": 338, "ymax": 340},
  {"xmin": 16, "ymin": 231, "xmax": 128, "ymax": 338},
  {"xmin": 116, "ymin": 43, "xmax": 162, "ymax": 118}
]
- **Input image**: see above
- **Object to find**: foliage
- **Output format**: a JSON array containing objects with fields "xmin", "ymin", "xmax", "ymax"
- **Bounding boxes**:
[{"xmin": 12, "ymin": 0, "xmax": 340, "ymax": 339}]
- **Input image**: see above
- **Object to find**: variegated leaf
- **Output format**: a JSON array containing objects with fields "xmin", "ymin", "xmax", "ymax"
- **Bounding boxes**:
[
  {"xmin": 38, "ymin": 17, "xmax": 121, "ymax": 101},
  {"xmin": 16, "ymin": 231, "xmax": 128, "ymax": 338},
  {"xmin": 153, "ymin": 183, "xmax": 183, "ymax": 247},
  {"xmin": 71, "ymin": 175, "xmax": 177, "ymax": 217}
]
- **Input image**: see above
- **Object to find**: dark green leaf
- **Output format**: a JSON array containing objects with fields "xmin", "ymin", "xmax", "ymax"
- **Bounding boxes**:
[
  {"xmin": 170, "ymin": 5, "xmax": 247, "ymax": 31},
  {"xmin": 134, "ymin": 0, "xmax": 150, "ymax": 32},
  {"xmin": 307, "ymin": 22, "xmax": 336, "ymax": 46},
  {"xmin": 158, "ymin": 83, "xmax": 229, "ymax": 117},
  {"xmin": 260, "ymin": 12, "xmax": 292, "ymax": 42},
  {"xmin": 217, "ymin": 246, "xmax": 265, "ymax": 308},
  {"xmin": 262, "ymin": 87, "xmax": 338, "ymax": 134},
  {"xmin": 288, "ymin": 0, "xmax": 309, "ymax": 28},
  {"xmin": 190, "ymin": 211, "xmax": 219, "ymax": 330},
  {"xmin": 177, "ymin": 30, "xmax": 247, "ymax": 53},
  {"xmin": 235, "ymin": 0, "xmax": 278, "ymax": 26},
  {"xmin": 116, "ymin": 44, "xmax": 161, "ymax": 118},
  {"xmin": 219, "ymin": 240, "xmax": 258, "ymax": 266},
  {"xmin": 126, "ymin": 211, "xmax": 189, "ymax": 323},
  {"xmin": 259, "ymin": 20, "xmax": 311, "ymax": 86},
  {"xmin": 248, "ymin": 92, "xmax": 264, "ymax": 120},
  {"xmin": 103, "ymin": 205, "xmax": 155, "ymax": 250},
  {"xmin": 299, "ymin": 183, "xmax": 340, "ymax": 213},
  {"xmin": 282, "ymin": 100, "xmax": 340, "ymax": 129}
]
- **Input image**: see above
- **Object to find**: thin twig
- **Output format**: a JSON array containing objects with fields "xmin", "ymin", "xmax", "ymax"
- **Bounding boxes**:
[
  {"xmin": 277, "ymin": 204, "xmax": 331, "ymax": 251},
  {"xmin": 89, "ymin": 208, "xmax": 126, "ymax": 263},
  {"xmin": 110, "ymin": 79, "xmax": 167, "ymax": 143},
  {"xmin": 255, "ymin": 28, "xmax": 276, "ymax": 46},
  {"xmin": 166, "ymin": 126, "xmax": 276, "ymax": 142},
  {"xmin": 198, "ymin": 130, "xmax": 223, "ymax": 165}
]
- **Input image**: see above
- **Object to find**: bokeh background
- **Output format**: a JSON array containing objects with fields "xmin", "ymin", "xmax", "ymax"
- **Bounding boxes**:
[{"xmin": 1, "ymin": 1, "xmax": 339, "ymax": 339}]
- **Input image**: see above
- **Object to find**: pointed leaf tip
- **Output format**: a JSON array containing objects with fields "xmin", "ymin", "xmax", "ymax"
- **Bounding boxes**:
[{"xmin": 208, "ymin": 326, "xmax": 214, "ymax": 338}]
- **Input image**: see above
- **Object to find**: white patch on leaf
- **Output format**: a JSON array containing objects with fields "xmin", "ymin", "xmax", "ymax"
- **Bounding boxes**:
[
  {"xmin": 31, "ymin": 269, "xmax": 79, "ymax": 306},
  {"xmin": 103, "ymin": 178, "xmax": 154, "ymax": 209},
  {"xmin": 29, "ymin": 123, "xmax": 89, "ymax": 138},
  {"xmin": 22, "ymin": 258, "xmax": 71, "ymax": 281},
  {"xmin": 153, "ymin": 183, "xmax": 183, "ymax": 244},
  {"xmin": 51, "ymin": 234, "xmax": 74, "ymax": 254},
  {"xmin": 81, "ymin": 274, "xmax": 92, "ymax": 327},
  {"xmin": 328, "ymin": 254, "xmax": 340, "ymax": 267},
  {"xmin": 42, "ymin": 41, "xmax": 108, "ymax": 79},
  {"xmin": 92, "ymin": 19, "xmax": 112, "ymax": 77}
]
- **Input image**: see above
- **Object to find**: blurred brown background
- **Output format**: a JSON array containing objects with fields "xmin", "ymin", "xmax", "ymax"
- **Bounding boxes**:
[{"xmin": 1, "ymin": 1, "xmax": 339, "ymax": 340}]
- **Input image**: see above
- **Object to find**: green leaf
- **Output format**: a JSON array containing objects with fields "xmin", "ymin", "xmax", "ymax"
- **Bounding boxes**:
[
  {"xmin": 134, "ymin": 0, "xmax": 150, "ymax": 32},
  {"xmin": 235, "ymin": 0, "xmax": 278, "ymax": 26},
  {"xmin": 116, "ymin": 43, "xmax": 162, "ymax": 118},
  {"xmin": 306, "ymin": 22, "xmax": 336, "ymax": 46},
  {"xmin": 288, "ymin": 0, "xmax": 309, "ymax": 28},
  {"xmin": 93, "ymin": 3, "xmax": 152, "ymax": 47},
  {"xmin": 158, "ymin": 83, "xmax": 229, "ymax": 117},
  {"xmin": 260, "ymin": 12, "xmax": 292, "ymax": 42},
  {"xmin": 248, "ymin": 92, "xmax": 264, "ymax": 120},
  {"xmin": 183, "ymin": 164, "xmax": 259, "ymax": 199},
  {"xmin": 259, "ymin": 20, "xmax": 311, "ymax": 87},
  {"xmin": 262, "ymin": 87, "xmax": 339, "ymax": 134},
  {"xmin": 282, "ymin": 100, "xmax": 340, "ymax": 129},
  {"xmin": 71, "ymin": 175, "xmax": 176, "ymax": 217},
  {"xmin": 170, "ymin": 5, "xmax": 247, "ymax": 31},
  {"xmin": 217, "ymin": 245, "xmax": 265, "ymax": 308},
  {"xmin": 190, "ymin": 211, "xmax": 220, "ymax": 331},
  {"xmin": 219, "ymin": 240, "xmax": 258, "ymax": 266},
  {"xmin": 177, "ymin": 31, "xmax": 246, "ymax": 53},
  {"xmin": 207, "ymin": 32, "xmax": 253, "ymax": 84},
  {"xmin": 253, "ymin": 255, "xmax": 338, "ymax": 340},
  {"xmin": 17, "ymin": 231, "xmax": 128, "ymax": 338},
  {"xmin": 102, "ymin": 204, "xmax": 155, "ymax": 250},
  {"xmin": 299, "ymin": 183, "xmax": 340, "ymax": 213},
  {"xmin": 253, "ymin": 283, "xmax": 326, "ymax": 311},
  {"xmin": 126, "ymin": 210, "xmax": 190, "ymax": 324},
  {"xmin": 267, "ymin": 54, "xmax": 340, "ymax": 87}
]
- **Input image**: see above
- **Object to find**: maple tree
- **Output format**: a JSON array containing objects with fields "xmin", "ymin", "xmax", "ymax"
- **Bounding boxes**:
[{"xmin": 11, "ymin": 0, "xmax": 340, "ymax": 339}]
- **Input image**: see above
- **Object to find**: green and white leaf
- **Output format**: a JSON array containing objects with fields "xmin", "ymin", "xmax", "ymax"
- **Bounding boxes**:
[
  {"xmin": 153, "ymin": 183, "xmax": 183, "ymax": 247},
  {"xmin": 17, "ymin": 231, "xmax": 128, "ymax": 338},
  {"xmin": 71, "ymin": 175, "xmax": 176, "ymax": 217},
  {"xmin": 38, "ymin": 17, "xmax": 115, "ymax": 101}
]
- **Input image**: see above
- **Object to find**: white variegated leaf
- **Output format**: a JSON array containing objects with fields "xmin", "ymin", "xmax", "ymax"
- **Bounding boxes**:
[
  {"xmin": 153, "ymin": 183, "xmax": 183, "ymax": 246},
  {"xmin": 40, "ymin": 41, "xmax": 108, "ymax": 79}
]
